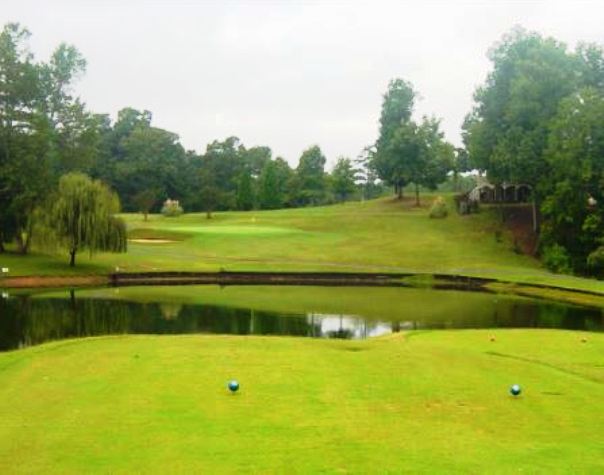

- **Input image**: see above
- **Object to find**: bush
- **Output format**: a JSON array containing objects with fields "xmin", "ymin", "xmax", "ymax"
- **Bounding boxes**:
[
  {"xmin": 542, "ymin": 243, "xmax": 572, "ymax": 274},
  {"xmin": 161, "ymin": 198, "xmax": 183, "ymax": 217},
  {"xmin": 587, "ymin": 246, "xmax": 604, "ymax": 277},
  {"xmin": 429, "ymin": 196, "xmax": 448, "ymax": 219}
]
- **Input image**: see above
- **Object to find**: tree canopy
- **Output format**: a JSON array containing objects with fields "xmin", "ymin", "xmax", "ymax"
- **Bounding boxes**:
[
  {"xmin": 6, "ymin": 21, "xmax": 604, "ymax": 278},
  {"xmin": 371, "ymin": 78, "xmax": 453, "ymax": 202},
  {"xmin": 46, "ymin": 173, "xmax": 126, "ymax": 266},
  {"xmin": 463, "ymin": 27, "xmax": 604, "ymax": 273}
]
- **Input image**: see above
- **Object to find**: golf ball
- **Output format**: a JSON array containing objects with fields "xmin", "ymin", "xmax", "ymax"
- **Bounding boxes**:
[
  {"xmin": 510, "ymin": 384, "xmax": 522, "ymax": 396},
  {"xmin": 228, "ymin": 380, "xmax": 239, "ymax": 392}
]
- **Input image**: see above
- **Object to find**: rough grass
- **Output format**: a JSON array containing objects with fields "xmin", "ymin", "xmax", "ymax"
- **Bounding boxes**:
[
  {"xmin": 0, "ymin": 330, "xmax": 602, "ymax": 473},
  {"xmin": 1, "ymin": 195, "xmax": 603, "ymax": 293}
]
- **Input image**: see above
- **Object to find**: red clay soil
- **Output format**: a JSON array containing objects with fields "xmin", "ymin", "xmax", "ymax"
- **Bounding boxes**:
[
  {"xmin": 2, "ymin": 275, "xmax": 108, "ymax": 288},
  {"xmin": 502, "ymin": 204, "xmax": 538, "ymax": 256}
]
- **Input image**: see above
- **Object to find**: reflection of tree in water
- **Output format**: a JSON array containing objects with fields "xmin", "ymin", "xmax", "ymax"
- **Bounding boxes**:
[
  {"xmin": 0, "ymin": 295, "xmax": 134, "ymax": 350},
  {"xmin": 325, "ymin": 328, "xmax": 355, "ymax": 339},
  {"xmin": 0, "ymin": 294, "xmax": 311, "ymax": 350},
  {"xmin": 0, "ymin": 291, "xmax": 602, "ymax": 351},
  {"xmin": 159, "ymin": 303, "xmax": 183, "ymax": 320}
]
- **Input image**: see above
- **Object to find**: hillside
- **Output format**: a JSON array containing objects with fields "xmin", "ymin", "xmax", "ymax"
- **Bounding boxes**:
[{"xmin": 1, "ymin": 196, "xmax": 603, "ymax": 293}]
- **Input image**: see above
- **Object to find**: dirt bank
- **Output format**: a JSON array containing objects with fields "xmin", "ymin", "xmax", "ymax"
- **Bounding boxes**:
[{"xmin": 2, "ymin": 275, "xmax": 108, "ymax": 288}]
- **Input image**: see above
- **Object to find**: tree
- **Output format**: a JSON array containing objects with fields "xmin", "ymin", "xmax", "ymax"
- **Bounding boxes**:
[
  {"xmin": 540, "ymin": 88, "xmax": 604, "ymax": 271},
  {"xmin": 236, "ymin": 169, "xmax": 254, "ymax": 211},
  {"xmin": 379, "ymin": 113, "xmax": 454, "ymax": 206},
  {"xmin": 0, "ymin": 23, "xmax": 50, "ymax": 253},
  {"xmin": 198, "ymin": 136, "xmax": 246, "ymax": 210},
  {"xmin": 294, "ymin": 145, "xmax": 326, "ymax": 206},
  {"xmin": 47, "ymin": 173, "xmax": 126, "ymax": 266},
  {"xmin": 199, "ymin": 167, "xmax": 220, "ymax": 219},
  {"xmin": 90, "ymin": 107, "xmax": 192, "ymax": 213},
  {"xmin": 576, "ymin": 42, "xmax": 604, "ymax": 92},
  {"xmin": 451, "ymin": 147, "xmax": 471, "ymax": 192},
  {"xmin": 132, "ymin": 188, "xmax": 160, "ymax": 221},
  {"xmin": 372, "ymin": 79, "xmax": 416, "ymax": 198},
  {"xmin": 114, "ymin": 122, "xmax": 185, "ymax": 211},
  {"xmin": 331, "ymin": 157, "xmax": 357, "ymax": 202},
  {"xmin": 243, "ymin": 146, "xmax": 271, "ymax": 177},
  {"xmin": 258, "ymin": 157, "xmax": 292, "ymax": 209},
  {"xmin": 0, "ymin": 24, "xmax": 98, "ymax": 253},
  {"xmin": 355, "ymin": 146, "xmax": 385, "ymax": 201},
  {"xmin": 462, "ymin": 27, "xmax": 578, "ymax": 229},
  {"xmin": 412, "ymin": 117, "xmax": 454, "ymax": 205}
]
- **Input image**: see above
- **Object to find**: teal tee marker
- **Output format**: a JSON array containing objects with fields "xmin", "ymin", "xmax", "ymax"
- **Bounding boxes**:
[{"xmin": 510, "ymin": 384, "xmax": 522, "ymax": 396}]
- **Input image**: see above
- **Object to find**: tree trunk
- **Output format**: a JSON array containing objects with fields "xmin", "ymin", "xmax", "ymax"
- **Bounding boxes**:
[
  {"xmin": 23, "ymin": 228, "xmax": 32, "ymax": 254},
  {"xmin": 15, "ymin": 214, "xmax": 33, "ymax": 254},
  {"xmin": 16, "ymin": 233, "xmax": 28, "ymax": 254},
  {"xmin": 143, "ymin": 211, "xmax": 148, "ymax": 222},
  {"xmin": 415, "ymin": 184, "xmax": 420, "ymax": 206},
  {"xmin": 532, "ymin": 195, "xmax": 540, "ymax": 234},
  {"xmin": 0, "ymin": 241, "xmax": 4, "ymax": 253},
  {"xmin": 69, "ymin": 248, "xmax": 77, "ymax": 267},
  {"xmin": 395, "ymin": 183, "xmax": 403, "ymax": 200},
  {"xmin": 206, "ymin": 210, "xmax": 212, "ymax": 219}
]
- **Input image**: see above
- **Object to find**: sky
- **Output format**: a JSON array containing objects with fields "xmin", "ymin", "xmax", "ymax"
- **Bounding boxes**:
[{"xmin": 2, "ymin": 0, "xmax": 604, "ymax": 167}]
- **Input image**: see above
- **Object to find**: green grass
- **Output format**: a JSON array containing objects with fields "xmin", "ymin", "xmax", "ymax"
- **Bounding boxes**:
[
  {"xmin": 2, "ymin": 195, "xmax": 604, "ymax": 293},
  {"xmin": 0, "ymin": 331, "xmax": 602, "ymax": 473}
]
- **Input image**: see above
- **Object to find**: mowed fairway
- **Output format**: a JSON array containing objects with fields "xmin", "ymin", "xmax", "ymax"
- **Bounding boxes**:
[
  {"xmin": 0, "ymin": 331, "xmax": 602, "ymax": 473},
  {"xmin": 5, "ymin": 196, "xmax": 603, "ymax": 292},
  {"xmin": 116, "ymin": 197, "xmax": 541, "ymax": 276}
]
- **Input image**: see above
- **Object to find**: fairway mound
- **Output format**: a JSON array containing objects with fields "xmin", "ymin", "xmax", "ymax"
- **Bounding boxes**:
[{"xmin": 0, "ymin": 331, "xmax": 602, "ymax": 473}]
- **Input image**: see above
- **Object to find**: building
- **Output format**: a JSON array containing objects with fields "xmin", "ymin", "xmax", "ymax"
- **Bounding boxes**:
[{"xmin": 468, "ymin": 180, "xmax": 532, "ymax": 204}]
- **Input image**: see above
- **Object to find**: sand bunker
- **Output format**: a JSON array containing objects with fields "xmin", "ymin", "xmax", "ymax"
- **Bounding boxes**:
[{"xmin": 129, "ymin": 238, "xmax": 175, "ymax": 244}]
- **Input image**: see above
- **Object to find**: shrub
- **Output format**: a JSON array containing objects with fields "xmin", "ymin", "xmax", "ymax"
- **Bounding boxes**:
[
  {"xmin": 429, "ymin": 196, "xmax": 448, "ymax": 219},
  {"xmin": 542, "ymin": 243, "xmax": 572, "ymax": 274},
  {"xmin": 161, "ymin": 198, "xmax": 183, "ymax": 217},
  {"xmin": 587, "ymin": 246, "xmax": 604, "ymax": 277}
]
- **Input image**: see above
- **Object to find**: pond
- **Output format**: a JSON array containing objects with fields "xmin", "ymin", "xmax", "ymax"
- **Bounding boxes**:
[{"xmin": 0, "ymin": 285, "xmax": 602, "ymax": 351}]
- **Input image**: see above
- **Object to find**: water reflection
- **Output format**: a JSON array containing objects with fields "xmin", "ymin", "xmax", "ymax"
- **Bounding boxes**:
[
  {"xmin": 309, "ymin": 314, "xmax": 392, "ymax": 339},
  {"xmin": 0, "ymin": 287, "xmax": 602, "ymax": 351}
]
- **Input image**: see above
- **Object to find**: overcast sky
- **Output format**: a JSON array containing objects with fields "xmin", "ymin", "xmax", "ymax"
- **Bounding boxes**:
[{"xmin": 2, "ymin": 0, "xmax": 604, "ymax": 167}]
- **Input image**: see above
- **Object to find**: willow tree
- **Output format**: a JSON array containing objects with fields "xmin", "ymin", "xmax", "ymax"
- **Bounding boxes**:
[{"xmin": 49, "ymin": 172, "xmax": 127, "ymax": 266}]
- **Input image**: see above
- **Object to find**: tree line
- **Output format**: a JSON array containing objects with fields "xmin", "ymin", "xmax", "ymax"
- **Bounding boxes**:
[
  {"xmin": 462, "ymin": 26, "xmax": 604, "ymax": 275},
  {"xmin": 91, "ymin": 110, "xmax": 379, "ymax": 218},
  {"xmin": 4, "ymin": 21, "xmax": 604, "ymax": 276},
  {"xmin": 0, "ymin": 22, "xmax": 383, "ymax": 260}
]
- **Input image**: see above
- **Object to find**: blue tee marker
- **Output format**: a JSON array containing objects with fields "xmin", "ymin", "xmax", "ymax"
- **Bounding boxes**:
[
  {"xmin": 228, "ymin": 380, "xmax": 239, "ymax": 393},
  {"xmin": 510, "ymin": 384, "xmax": 522, "ymax": 396}
]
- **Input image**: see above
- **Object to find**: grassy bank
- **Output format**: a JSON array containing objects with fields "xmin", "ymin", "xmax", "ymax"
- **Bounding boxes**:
[
  {"xmin": 0, "ymin": 331, "xmax": 602, "ymax": 473},
  {"xmin": 1, "ymin": 196, "xmax": 603, "ymax": 293}
]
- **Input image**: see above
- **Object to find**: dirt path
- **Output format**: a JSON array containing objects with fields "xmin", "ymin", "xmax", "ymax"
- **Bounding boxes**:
[{"xmin": 2, "ymin": 275, "xmax": 108, "ymax": 288}]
